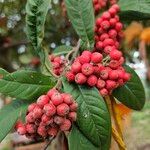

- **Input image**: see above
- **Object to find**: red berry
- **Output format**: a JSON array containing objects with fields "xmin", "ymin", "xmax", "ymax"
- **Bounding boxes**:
[
  {"xmin": 54, "ymin": 116, "xmax": 65, "ymax": 125},
  {"xmin": 123, "ymin": 73, "xmax": 131, "ymax": 81},
  {"xmin": 60, "ymin": 119, "xmax": 72, "ymax": 131},
  {"xmin": 96, "ymin": 41, "xmax": 103, "ymax": 50},
  {"xmin": 57, "ymin": 103, "xmax": 70, "ymax": 116},
  {"xmin": 75, "ymin": 73, "xmax": 87, "ymax": 84},
  {"xmin": 81, "ymin": 63, "xmax": 94, "ymax": 76},
  {"xmin": 93, "ymin": 66, "xmax": 101, "ymax": 75},
  {"xmin": 71, "ymin": 62, "xmax": 82, "ymax": 73},
  {"xmin": 99, "ymin": 88, "xmax": 108, "ymax": 97},
  {"xmin": 104, "ymin": 46, "xmax": 114, "ymax": 54},
  {"xmin": 68, "ymin": 112, "xmax": 77, "ymax": 122},
  {"xmin": 87, "ymin": 75, "xmax": 98, "ymax": 86},
  {"xmin": 47, "ymin": 89, "xmax": 58, "ymax": 98},
  {"xmin": 37, "ymin": 95, "xmax": 49, "ymax": 108},
  {"xmin": 82, "ymin": 51, "xmax": 92, "ymax": 57},
  {"xmin": 109, "ymin": 18, "xmax": 117, "ymax": 27},
  {"xmin": 26, "ymin": 124, "xmax": 36, "ymax": 134},
  {"xmin": 108, "ymin": 7, "xmax": 117, "ymax": 16},
  {"xmin": 54, "ymin": 56, "xmax": 62, "ymax": 64},
  {"xmin": 66, "ymin": 71, "xmax": 75, "ymax": 82},
  {"xmin": 51, "ymin": 92, "xmax": 63, "ymax": 106},
  {"xmin": 100, "ymin": 33, "xmax": 109, "ymax": 41},
  {"xmin": 100, "ymin": 69, "xmax": 109, "ymax": 80},
  {"xmin": 41, "ymin": 114, "xmax": 53, "ymax": 125},
  {"xmin": 101, "ymin": 20, "xmax": 110, "ymax": 30},
  {"xmin": 48, "ymin": 127, "xmax": 58, "ymax": 137},
  {"xmin": 17, "ymin": 126, "xmax": 26, "ymax": 135},
  {"xmin": 43, "ymin": 103, "xmax": 56, "ymax": 116},
  {"xmin": 118, "ymin": 57, "xmax": 125, "ymax": 65},
  {"xmin": 112, "ymin": 4, "xmax": 120, "ymax": 12},
  {"xmin": 102, "ymin": 12, "xmax": 111, "ymax": 20},
  {"xmin": 79, "ymin": 54, "xmax": 91, "ymax": 64},
  {"xmin": 97, "ymin": 79, "xmax": 106, "ymax": 89},
  {"xmin": 37, "ymin": 125, "xmax": 47, "ymax": 137},
  {"xmin": 70, "ymin": 102, "xmax": 78, "ymax": 112},
  {"xmin": 115, "ymin": 22, "xmax": 123, "ymax": 31},
  {"xmin": 32, "ymin": 106, "xmax": 43, "ymax": 119},
  {"xmin": 109, "ymin": 60, "xmax": 120, "ymax": 69},
  {"xmin": 61, "ymin": 93, "xmax": 73, "ymax": 105},
  {"xmin": 52, "ymin": 62, "xmax": 60, "ymax": 69},
  {"xmin": 109, "ymin": 70, "xmax": 119, "ymax": 80},
  {"xmin": 108, "ymin": 29, "xmax": 117, "ymax": 39},
  {"xmin": 98, "ymin": 27, "xmax": 104, "ymax": 35},
  {"xmin": 106, "ymin": 80, "xmax": 117, "ymax": 90},
  {"xmin": 26, "ymin": 112, "xmax": 35, "ymax": 123},
  {"xmin": 28, "ymin": 103, "xmax": 37, "ymax": 112},
  {"xmin": 103, "ymin": 38, "xmax": 115, "ymax": 47},
  {"xmin": 96, "ymin": 18, "xmax": 102, "ymax": 27},
  {"xmin": 91, "ymin": 52, "xmax": 103, "ymax": 63}
]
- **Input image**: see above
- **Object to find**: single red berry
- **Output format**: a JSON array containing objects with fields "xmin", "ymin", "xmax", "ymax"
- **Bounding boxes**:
[
  {"xmin": 51, "ymin": 92, "xmax": 63, "ymax": 106},
  {"xmin": 106, "ymin": 80, "xmax": 117, "ymax": 90},
  {"xmin": 103, "ymin": 38, "xmax": 115, "ymax": 47},
  {"xmin": 28, "ymin": 103, "xmax": 37, "ymax": 112},
  {"xmin": 115, "ymin": 41, "xmax": 120, "ymax": 49},
  {"xmin": 75, "ymin": 73, "xmax": 87, "ymax": 84},
  {"xmin": 54, "ymin": 56, "xmax": 62, "ymax": 64},
  {"xmin": 100, "ymin": 33, "xmax": 109, "ymax": 41},
  {"xmin": 32, "ymin": 106, "xmax": 43, "ymax": 119},
  {"xmin": 61, "ymin": 93, "xmax": 73, "ymax": 105},
  {"xmin": 70, "ymin": 102, "xmax": 78, "ymax": 112},
  {"xmin": 52, "ymin": 62, "xmax": 60, "ymax": 69},
  {"xmin": 66, "ymin": 71, "xmax": 75, "ymax": 82},
  {"xmin": 81, "ymin": 63, "xmax": 94, "ymax": 76},
  {"xmin": 93, "ymin": 66, "xmax": 101, "ymax": 75},
  {"xmin": 117, "ymin": 70, "xmax": 125, "ymax": 79},
  {"xmin": 48, "ymin": 127, "xmax": 58, "ymax": 137},
  {"xmin": 96, "ymin": 41, "xmax": 103, "ymax": 50},
  {"xmin": 26, "ymin": 112, "xmax": 35, "ymax": 123},
  {"xmin": 118, "ymin": 79, "xmax": 124, "ymax": 86},
  {"xmin": 123, "ymin": 73, "xmax": 131, "ymax": 81},
  {"xmin": 87, "ymin": 75, "xmax": 98, "ymax": 86},
  {"xmin": 82, "ymin": 51, "xmax": 92, "ymax": 58},
  {"xmin": 37, "ymin": 125, "xmax": 47, "ymax": 137},
  {"xmin": 79, "ymin": 54, "xmax": 91, "ymax": 64},
  {"xmin": 37, "ymin": 95, "xmax": 49, "ymax": 108},
  {"xmin": 109, "ymin": 18, "xmax": 117, "ymax": 27},
  {"xmin": 60, "ymin": 119, "xmax": 72, "ymax": 131},
  {"xmin": 43, "ymin": 103, "xmax": 56, "ymax": 116},
  {"xmin": 41, "ymin": 114, "xmax": 53, "ymax": 125},
  {"xmin": 100, "ymin": 69, "xmax": 109, "ymax": 80},
  {"xmin": 104, "ymin": 46, "xmax": 114, "ymax": 54},
  {"xmin": 98, "ymin": 27, "xmax": 104, "ymax": 35},
  {"xmin": 108, "ymin": 29, "xmax": 117, "ymax": 39},
  {"xmin": 108, "ymin": 7, "xmax": 117, "ymax": 16},
  {"xmin": 94, "ymin": 4, "xmax": 101, "ymax": 13},
  {"xmin": 95, "ymin": 35, "xmax": 99, "ymax": 42},
  {"xmin": 17, "ymin": 125, "xmax": 26, "ymax": 135},
  {"xmin": 96, "ymin": 18, "xmax": 102, "ymax": 27},
  {"xmin": 118, "ymin": 57, "xmax": 125, "ymax": 65},
  {"xmin": 47, "ymin": 89, "xmax": 58, "ymax": 98},
  {"xmin": 115, "ymin": 22, "xmax": 123, "ymax": 31},
  {"xmin": 26, "ymin": 124, "xmax": 36, "ymax": 134},
  {"xmin": 101, "ymin": 20, "xmax": 110, "ymax": 30},
  {"xmin": 114, "ymin": 15, "xmax": 120, "ymax": 21},
  {"xmin": 99, "ymin": 88, "xmax": 108, "ymax": 97},
  {"xmin": 54, "ymin": 116, "xmax": 65, "ymax": 125},
  {"xmin": 91, "ymin": 52, "xmax": 103, "ymax": 64},
  {"xmin": 97, "ymin": 78, "xmax": 106, "ymax": 89},
  {"xmin": 57, "ymin": 103, "xmax": 70, "ymax": 116},
  {"xmin": 102, "ymin": 12, "xmax": 111, "ymax": 20},
  {"xmin": 109, "ymin": 60, "xmax": 120, "ymax": 69},
  {"xmin": 68, "ymin": 112, "xmax": 77, "ymax": 122},
  {"xmin": 112, "ymin": 4, "xmax": 120, "ymax": 12},
  {"xmin": 71, "ymin": 62, "xmax": 82, "ymax": 73},
  {"xmin": 109, "ymin": 70, "xmax": 119, "ymax": 80},
  {"xmin": 15, "ymin": 121, "xmax": 24, "ymax": 129}
]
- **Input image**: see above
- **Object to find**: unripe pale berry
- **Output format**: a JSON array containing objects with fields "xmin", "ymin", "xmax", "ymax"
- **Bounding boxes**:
[
  {"xmin": 54, "ymin": 116, "xmax": 65, "ymax": 125},
  {"xmin": 91, "ymin": 52, "xmax": 103, "ymax": 63},
  {"xmin": 75, "ymin": 73, "xmax": 87, "ymax": 84},
  {"xmin": 37, "ymin": 95, "xmax": 49, "ymax": 108},
  {"xmin": 66, "ymin": 71, "xmax": 75, "ymax": 82},
  {"xmin": 60, "ymin": 119, "xmax": 72, "ymax": 131},
  {"xmin": 71, "ymin": 62, "xmax": 82, "ymax": 73},
  {"xmin": 51, "ymin": 93, "xmax": 63, "ymax": 106},
  {"xmin": 81, "ymin": 63, "xmax": 94, "ymax": 76},
  {"xmin": 87, "ymin": 75, "xmax": 98, "ymax": 86},
  {"xmin": 57, "ymin": 103, "xmax": 70, "ymax": 116},
  {"xmin": 43, "ymin": 103, "xmax": 56, "ymax": 116},
  {"xmin": 68, "ymin": 112, "xmax": 77, "ymax": 122}
]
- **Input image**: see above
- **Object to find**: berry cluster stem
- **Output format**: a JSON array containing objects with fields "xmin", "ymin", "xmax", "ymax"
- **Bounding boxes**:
[{"xmin": 43, "ymin": 136, "xmax": 55, "ymax": 150}]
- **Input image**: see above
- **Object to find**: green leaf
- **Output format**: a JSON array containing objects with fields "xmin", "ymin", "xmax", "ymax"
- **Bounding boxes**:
[
  {"xmin": 65, "ymin": 0, "xmax": 95, "ymax": 49},
  {"xmin": 119, "ymin": 0, "xmax": 150, "ymax": 21},
  {"xmin": 113, "ymin": 65, "xmax": 146, "ymax": 110},
  {"xmin": 53, "ymin": 45, "xmax": 72, "ymax": 56},
  {"xmin": 0, "ymin": 99, "xmax": 29, "ymax": 142},
  {"xmin": 26, "ymin": 0, "xmax": 51, "ymax": 51},
  {"xmin": 68, "ymin": 125, "xmax": 99, "ymax": 150},
  {"xmin": 0, "ymin": 70, "xmax": 56, "ymax": 100},
  {"xmin": 62, "ymin": 79, "xmax": 111, "ymax": 147},
  {"xmin": 0, "ymin": 68, "xmax": 9, "ymax": 76}
]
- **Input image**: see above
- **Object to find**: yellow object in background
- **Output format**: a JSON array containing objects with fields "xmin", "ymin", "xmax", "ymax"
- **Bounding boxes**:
[{"xmin": 140, "ymin": 27, "xmax": 150, "ymax": 44}]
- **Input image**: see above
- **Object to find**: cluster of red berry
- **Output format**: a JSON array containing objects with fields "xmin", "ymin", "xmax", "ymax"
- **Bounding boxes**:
[
  {"xmin": 15, "ymin": 89, "xmax": 77, "ymax": 139},
  {"xmin": 66, "ymin": 5, "xmax": 131, "ymax": 97},
  {"xmin": 93, "ymin": 0, "xmax": 117, "ymax": 14},
  {"xmin": 49, "ymin": 55, "xmax": 65, "ymax": 76}
]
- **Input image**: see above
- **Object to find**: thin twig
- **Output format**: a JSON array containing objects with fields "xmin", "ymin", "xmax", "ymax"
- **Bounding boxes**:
[{"xmin": 43, "ymin": 136, "xmax": 55, "ymax": 150}]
